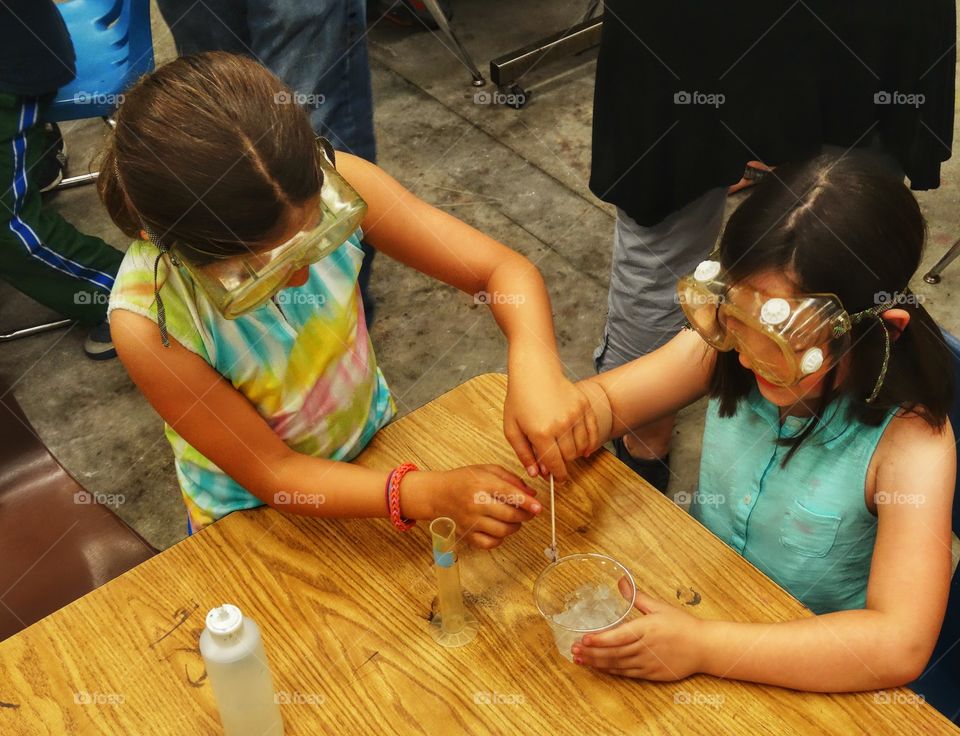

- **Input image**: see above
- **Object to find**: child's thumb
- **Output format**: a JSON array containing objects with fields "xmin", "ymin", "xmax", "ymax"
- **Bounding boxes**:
[
  {"xmin": 617, "ymin": 576, "xmax": 668, "ymax": 614},
  {"xmin": 632, "ymin": 591, "xmax": 669, "ymax": 615}
]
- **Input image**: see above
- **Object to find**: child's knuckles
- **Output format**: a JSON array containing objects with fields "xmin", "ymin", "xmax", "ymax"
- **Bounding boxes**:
[{"xmin": 530, "ymin": 428, "xmax": 554, "ymax": 445}]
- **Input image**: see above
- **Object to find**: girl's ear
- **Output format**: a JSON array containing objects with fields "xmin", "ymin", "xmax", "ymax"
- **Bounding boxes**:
[{"xmin": 881, "ymin": 308, "xmax": 910, "ymax": 341}]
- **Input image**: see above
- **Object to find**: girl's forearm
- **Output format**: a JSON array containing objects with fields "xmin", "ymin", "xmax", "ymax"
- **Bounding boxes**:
[
  {"xmin": 254, "ymin": 453, "xmax": 438, "ymax": 520},
  {"xmin": 486, "ymin": 256, "xmax": 564, "ymax": 375},
  {"xmin": 699, "ymin": 611, "xmax": 929, "ymax": 691}
]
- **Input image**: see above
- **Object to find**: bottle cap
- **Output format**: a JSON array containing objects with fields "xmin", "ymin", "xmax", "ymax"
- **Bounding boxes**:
[{"xmin": 205, "ymin": 604, "xmax": 243, "ymax": 637}]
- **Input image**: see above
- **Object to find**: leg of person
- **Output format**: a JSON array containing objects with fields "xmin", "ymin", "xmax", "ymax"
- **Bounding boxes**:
[
  {"xmin": 154, "ymin": 0, "xmax": 248, "ymax": 56},
  {"xmin": 594, "ymin": 188, "xmax": 727, "ymax": 491},
  {"xmin": 0, "ymin": 94, "xmax": 123, "ymax": 333},
  {"xmin": 247, "ymin": 0, "xmax": 379, "ymax": 325}
]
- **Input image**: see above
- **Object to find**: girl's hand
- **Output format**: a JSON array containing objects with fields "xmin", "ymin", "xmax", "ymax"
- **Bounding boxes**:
[
  {"xmin": 504, "ymin": 370, "xmax": 599, "ymax": 481},
  {"xmin": 403, "ymin": 465, "xmax": 541, "ymax": 549},
  {"xmin": 573, "ymin": 582, "xmax": 704, "ymax": 681}
]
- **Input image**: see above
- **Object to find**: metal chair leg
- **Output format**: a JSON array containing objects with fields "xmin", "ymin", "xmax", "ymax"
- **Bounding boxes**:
[
  {"xmin": 0, "ymin": 319, "xmax": 73, "ymax": 342},
  {"xmin": 56, "ymin": 172, "xmax": 99, "ymax": 190},
  {"xmin": 924, "ymin": 237, "xmax": 960, "ymax": 284},
  {"xmin": 489, "ymin": 16, "xmax": 603, "ymax": 90},
  {"xmin": 418, "ymin": 0, "xmax": 485, "ymax": 86},
  {"xmin": 52, "ymin": 115, "xmax": 112, "ymax": 191}
]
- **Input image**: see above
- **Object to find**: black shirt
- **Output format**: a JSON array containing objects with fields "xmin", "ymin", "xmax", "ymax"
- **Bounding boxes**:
[
  {"xmin": 590, "ymin": 1, "xmax": 956, "ymax": 226},
  {"xmin": 0, "ymin": 0, "xmax": 76, "ymax": 97}
]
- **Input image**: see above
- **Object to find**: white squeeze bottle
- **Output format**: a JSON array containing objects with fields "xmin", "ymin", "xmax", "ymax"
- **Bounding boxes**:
[{"xmin": 199, "ymin": 604, "xmax": 284, "ymax": 735}]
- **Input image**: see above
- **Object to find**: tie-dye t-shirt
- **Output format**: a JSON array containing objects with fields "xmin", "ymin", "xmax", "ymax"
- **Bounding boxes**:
[{"xmin": 108, "ymin": 231, "xmax": 395, "ymax": 531}]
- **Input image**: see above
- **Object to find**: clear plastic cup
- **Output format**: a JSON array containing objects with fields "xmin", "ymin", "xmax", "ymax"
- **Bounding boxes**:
[{"xmin": 533, "ymin": 553, "xmax": 637, "ymax": 661}]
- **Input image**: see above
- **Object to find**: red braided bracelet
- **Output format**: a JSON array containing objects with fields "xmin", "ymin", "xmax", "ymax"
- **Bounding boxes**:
[{"xmin": 387, "ymin": 462, "xmax": 418, "ymax": 531}]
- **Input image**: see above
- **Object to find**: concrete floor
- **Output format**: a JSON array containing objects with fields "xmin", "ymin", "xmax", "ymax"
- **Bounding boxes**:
[{"xmin": 2, "ymin": 1, "xmax": 960, "ymax": 551}]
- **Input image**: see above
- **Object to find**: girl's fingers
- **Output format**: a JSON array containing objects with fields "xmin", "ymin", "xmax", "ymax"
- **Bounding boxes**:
[
  {"xmin": 535, "ymin": 438, "xmax": 568, "ymax": 481},
  {"xmin": 479, "ymin": 474, "xmax": 541, "ymax": 515},
  {"xmin": 557, "ymin": 426, "xmax": 579, "ymax": 464},
  {"xmin": 578, "ymin": 653, "xmax": 637, "ymax": 671},
  {"xmin": 475, "ymin": 517, "xmax": 522, "ymax": 540},
  {"xmin": 467, "ymin": 532, "xmax": 503, "ymax": 550},
  {"xmin": 584, "ymin": 407, "xmax": 600, "ymax": 454},
  {"xmin": 574, "ymin": 640, "xmax": 643, "ymax": 664},
  {"xmin": 606, "ymin": 668, "xmax": 650, "ymax": 679},
  {"xmin": 581, "ymin": 622, "xmax": 644, "ymax": 648},
  {"xmin": 571, "ymin": 418, "xmax": 590, "ymax": 459},
  {"xmin": 481, "ymin": 464, "xmax": 535, "ymax": 492},
  {"xmin": 632, "ymin": 591, "xmax": 669, "ymax": 614},
  {"xmin": 504, "ymin": 420, "xmax": 540, "ymax": 478},
  {"xmin": 488, "ymin": 502, "xmax": 533, "ymax": 524}
]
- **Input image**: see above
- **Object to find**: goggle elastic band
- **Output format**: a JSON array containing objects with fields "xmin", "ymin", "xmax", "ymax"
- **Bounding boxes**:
[
  {"xmin": 845, "ymin": 291, "xmax": 909, "ymax": 403},
  {"xmin": 144, "ymin": 224, "xmax": 180, "ymax": 349}
]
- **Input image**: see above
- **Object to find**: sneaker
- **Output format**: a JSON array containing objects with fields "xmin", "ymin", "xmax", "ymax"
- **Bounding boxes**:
[
  {"xmin": 612, "ymin": 437, "xmax": 671, "ymax": 493},
  {"xmin": 83, "ymin": 320, "xmax": 117, "ymax": 361},
  {"xmin": 36, "ymin": 122, "xmax": 68, "ymax": 193}
]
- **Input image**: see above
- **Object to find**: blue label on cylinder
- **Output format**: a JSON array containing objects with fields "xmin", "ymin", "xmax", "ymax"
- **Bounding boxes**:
[{"xmin": 433, "ymin": 550, "xmax": 455, "ymax": 568}]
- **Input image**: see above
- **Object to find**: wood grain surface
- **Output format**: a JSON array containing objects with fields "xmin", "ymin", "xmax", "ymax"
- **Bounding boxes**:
[{"xmin": 0, "ymin": 374, "xmax": 954, "ymax": 734}]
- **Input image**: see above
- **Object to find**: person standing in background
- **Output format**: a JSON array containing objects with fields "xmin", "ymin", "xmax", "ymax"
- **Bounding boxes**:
[
  {"xmin": 155, "ymin": 0, "xmax": 380, "ymax": 323},
  {"xmin": 0, "ymin": 0, "xmax": 125, "ymax": 359},
  {"xmin": 590, "ymin": 0, "xmax": 955, "ymax": 491}
]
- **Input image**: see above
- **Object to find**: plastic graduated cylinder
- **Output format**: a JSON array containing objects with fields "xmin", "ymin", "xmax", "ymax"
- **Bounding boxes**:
[{"xmin": 429, "ymin": 517, "xmax": 479, "ymax": 647}]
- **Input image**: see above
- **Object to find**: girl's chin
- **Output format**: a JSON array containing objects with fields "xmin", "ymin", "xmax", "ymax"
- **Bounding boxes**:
[{"xmin": 755, "ymin": 375, "xmax": 797, "ymax": 405}]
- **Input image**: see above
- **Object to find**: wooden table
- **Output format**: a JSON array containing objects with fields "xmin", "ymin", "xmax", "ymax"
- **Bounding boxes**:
[{"xmin": 0, "ymin": 374, "xmax": 954, "ymax": 735}]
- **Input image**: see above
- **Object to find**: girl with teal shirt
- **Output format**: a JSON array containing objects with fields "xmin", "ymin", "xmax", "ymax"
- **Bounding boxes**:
[{"xmin": 572, "ymin": 153, "xmax": 955, "ymax": 692}]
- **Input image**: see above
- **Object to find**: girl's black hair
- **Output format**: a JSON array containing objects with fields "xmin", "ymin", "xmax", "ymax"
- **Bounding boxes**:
[{"xmin": 709, "ymin": 151, "xmax": 953, "ymax": 461}]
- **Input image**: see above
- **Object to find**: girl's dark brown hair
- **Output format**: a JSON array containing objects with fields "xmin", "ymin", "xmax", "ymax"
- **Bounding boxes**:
[
  {"xmin": 98, "ymin": 52, "xmax": 320, "ymax": 259},
  {"xmin": 709, "ymin": 151, "xmax": 952, "ymax": 461}
]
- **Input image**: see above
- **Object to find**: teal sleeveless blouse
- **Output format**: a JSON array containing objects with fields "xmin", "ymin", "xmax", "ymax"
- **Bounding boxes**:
[{"xmin": 692, "ymin": 387, "xmax": 897, "ymax": 614}]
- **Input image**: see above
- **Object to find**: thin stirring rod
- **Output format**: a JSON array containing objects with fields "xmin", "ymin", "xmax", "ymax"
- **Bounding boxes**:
[{"xmin": 549, "ymin": 474, "xmax": 558, "ymax": 562}]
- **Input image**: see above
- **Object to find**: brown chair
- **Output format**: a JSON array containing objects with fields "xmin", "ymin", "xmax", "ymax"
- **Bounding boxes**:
[{"xmin": 0, "ymin": 381, "xmax": 156, "ymax": 642}]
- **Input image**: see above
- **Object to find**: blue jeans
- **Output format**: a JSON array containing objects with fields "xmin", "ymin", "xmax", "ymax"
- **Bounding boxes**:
[
  {"xmin": 156, "ymin": 0, "xmax": 378, "ymax": 318},
  {"xmin": 156, "ymin": 0, "xmax": 376, "ymax": 160}
]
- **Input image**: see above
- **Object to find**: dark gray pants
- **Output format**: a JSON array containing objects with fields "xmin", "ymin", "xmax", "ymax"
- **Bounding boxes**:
[{"xmin": 594, "ymin": 188, "xmax": 727, "ymax": 372}]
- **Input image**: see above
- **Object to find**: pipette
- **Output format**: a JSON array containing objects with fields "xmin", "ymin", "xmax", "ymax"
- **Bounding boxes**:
[{"xmin": 544, "ymin": 474, "xmax": 558, "ymax": 563}]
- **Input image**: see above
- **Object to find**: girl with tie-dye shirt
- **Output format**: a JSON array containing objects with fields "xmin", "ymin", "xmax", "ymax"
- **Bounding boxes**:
[{"xmin": 101, "ymin": 53, "xmax": 597, "ymax": 544}]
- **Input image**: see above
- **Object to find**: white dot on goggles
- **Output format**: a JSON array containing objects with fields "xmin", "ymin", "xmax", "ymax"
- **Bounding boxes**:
[
  {"xmin": 800, "ymin": 347, "xmax": 824, "ymax": 374},
  {"xmin": 694, "ymin": 260, "xmax": 722, "ymax": 282},
  {"xmin": 760, "ymin": 297, "xmax": 791, "ymax": 325}
]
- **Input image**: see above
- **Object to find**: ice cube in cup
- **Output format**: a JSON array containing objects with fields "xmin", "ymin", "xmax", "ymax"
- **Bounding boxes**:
[{"xmin": 533, "ymin": 553, "xmax": 637, "ymax": 662}]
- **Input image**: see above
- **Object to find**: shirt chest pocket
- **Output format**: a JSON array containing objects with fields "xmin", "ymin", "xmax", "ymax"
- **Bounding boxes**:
[{"xmin": 778, "ymin": 500, "xmax": 842, "ymax": 558}]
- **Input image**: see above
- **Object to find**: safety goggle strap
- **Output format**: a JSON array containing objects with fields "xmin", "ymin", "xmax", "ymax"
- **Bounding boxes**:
[
  {"xmin": 143, "ymin": 223, "xmax": 181, "ymax": 349},
  {"xmin": 843, "ymin": 291, "xmax": 910, "ymax": 403}
]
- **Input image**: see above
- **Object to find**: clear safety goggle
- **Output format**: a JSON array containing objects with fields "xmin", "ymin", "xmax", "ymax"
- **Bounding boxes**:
[
  {"xmin": 677, "ymin": 259, "xmax": 896, "ymax": 398},
  {"xmin": 171, "ymin": 139, "xmax": 367, "ymax": 319}
]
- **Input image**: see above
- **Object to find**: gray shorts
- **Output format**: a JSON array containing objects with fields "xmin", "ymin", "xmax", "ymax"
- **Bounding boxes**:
[{"xmin": 594, "ymin": 187, "xmax": 727, "ymax": 372}]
